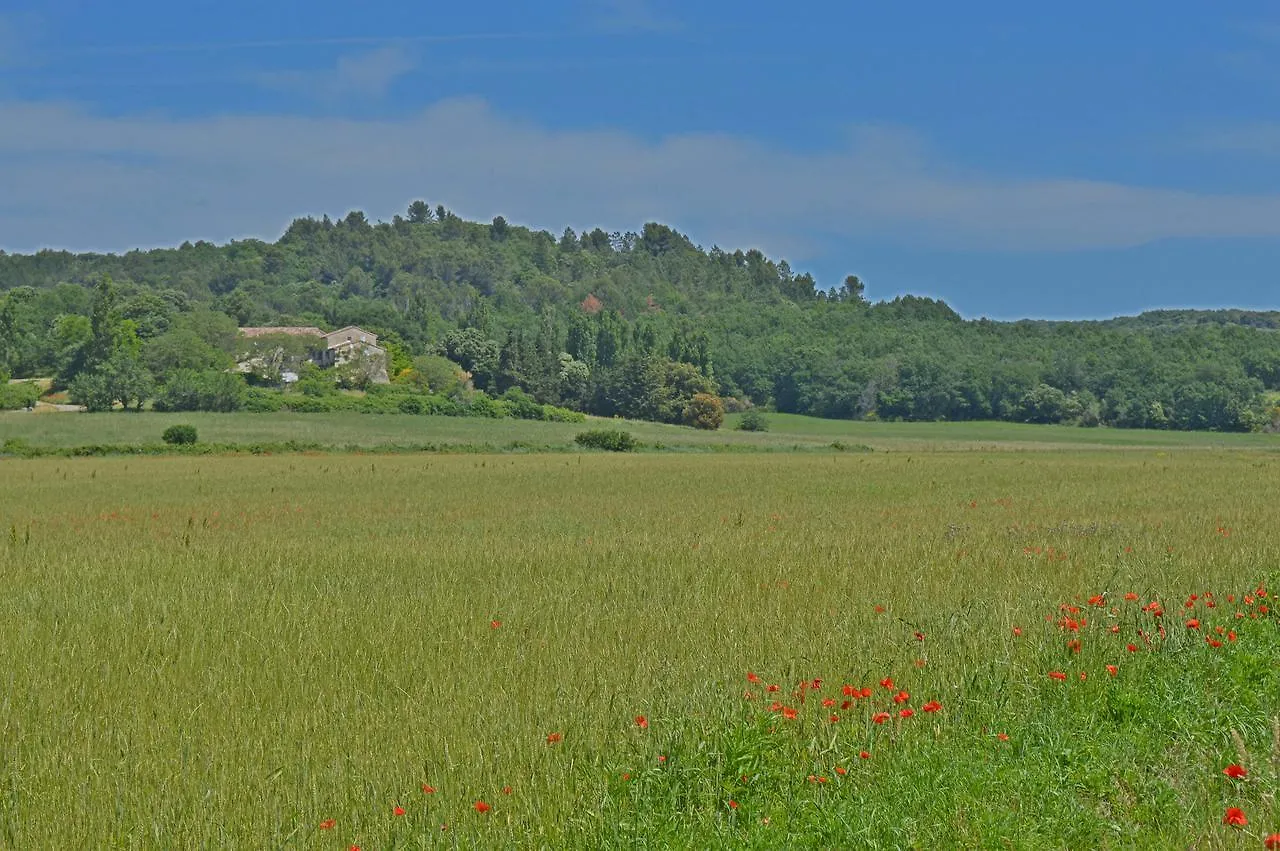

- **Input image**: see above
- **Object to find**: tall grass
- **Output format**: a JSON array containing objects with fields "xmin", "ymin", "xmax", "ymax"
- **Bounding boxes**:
[{"xmin": 0, "ymin": 450, "xmax": 1276, "ymax": 846}]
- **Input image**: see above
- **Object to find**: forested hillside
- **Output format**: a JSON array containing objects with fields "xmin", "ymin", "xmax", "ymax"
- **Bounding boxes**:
[{"xmin": 2, "ymin": 203, "xmax": 1278, "ymax": 431}]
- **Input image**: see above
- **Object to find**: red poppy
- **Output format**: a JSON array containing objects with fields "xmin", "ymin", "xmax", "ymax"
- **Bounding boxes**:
[
  {"xmin": 768, "ymin": 700, "xmax": 784, "ymax": 712},
  {"xmin": 1185, "ymin": 619, "xmax": 1200, "ymax": 630},
  {"xmin": 1264, "ymin": 834, "xmax": 1280, "ymax": 849},
  {"xmin": 1067, "ymin": 639, "xmax": 1081, "ymax": 654},
  {"xmin": 1227, "ymin": 630, "xmax": 1237, "ymax": 642},
  {"xmin": 1126, "ymin": 643, "xmax": 1138, "ymax": 653},
  {"xmin": 1207, "ymin": 638, "xmax": 1222, "ymax": 648},
  {"xmin": 840, "ymin": 700, "xmax": 852, "ymax": 710},
  {"xmin": 502, "ymin": 786, "xmax": 513, "ymax": 795},
  {"xmin": 899, "ymin": 708, "xmax": 915, "ymax": 719},
  {"xmin": 620, "ymin": 773, "xmax": 630, "ymax": 781},
  {"xmin": 914, "ymin": 631, "xmax": 925, "ymax": 641},
  {"xmin": 872, "ymin": 711, "xmax": 891, "ymax": 724},
  {"xmin": 490, "ymin": 620, "xmax": 501, "ymax": 630},
  {"xmin": 1106, "ymin": 665, "xmax": 1118, "ymax": 677},
  {"xmin": 893, "ymin": 690, "xmax": 910, "ymax": 705},
  {"xmin": 1048, "ymin": 671, "xmax": 1067, "ymax": 681},
  {"xmin": 822, "ymin": 697, "xmax": 836, "ymax": 708},
  {"xmin": 747, "ymin": 672, "xmax": 761, "ymax": 684},
  {"xmin": 859, "ymin": 750, "xmax": 871, "ymax": 759},
  {"xmin": 766, "ymin": 684, "xmax": 780, "ymax": 693},
  {"xmin": 319, "ymin": 819, "xmax": 336, "ymax": 830},
  {"xmin": 860, "ymin": 687, "xmax": 873, "ymax": 698},
  {"xmin": 1109, "ymin": 625, "xmax": 1120, "ymax": 634},
  {"xmin": 1078, "ymin": 671, "xmax": 1087, "ymax": 681},
  {"xmin": 922, "ymin": 700, "xmax": 942, "ymax": 713},
  {"xmin": 835, "ymin": 766, "xmax": 848, "ymax": 776},
  {"xmin": 658, "ymin": 755, "xmax": 667, "ymax": 763},
  {"xmin": 634, "ymin": 715, "xmax": 648, "ymax": 729},
  {"xmin": 996, "ymin": 732, "xmax": 1009, "ymax": 741},
  {"xmin": 1012, "ymin": 626, "xmax": 1022, "ymax": 637},
  {"xmin": 828, "ymin": 714, "xmax": 839, "ymax": 723},
  {"xmin": 728, "ymin": 799, "xmax": 739, "ymax": 809},
  {"xmin": 810, "ymin": 678, "xmax": 823, "ymax": 690},
  {"xmin": 474, "ymin": 800, "xmax": 491, "ymax": 814},
  {"xmin": 1223, "ymin": 764, "xmax": 1247, "ymax": 779},
  {"xmin": 841, "ymin": 684, "xmax": 856, "ymax": 697},
  {"xmin": 546, "ymin": 732, "xmax": 562, "ymax": 744},
  {"xmin": 874, "ymin": 605, "xmax": 886, "ymax": 613},
  {"xmin": 781, "ymin": 706, "xmax": 798, "ymax": 720},
  {"xmin": 351, "ymin": 846, "xmax": 361, "ymax": 851},
  {"xmin": 1222, "ymin": 807, "xmax": 1247, "ymax": 827},
  {"xmin": 1088, "ymin": 594, "xmax": 1105, "ymax": 606},
  {"xmin": 422, "ymin": 784, "xmax": 436, "ymax": 794},
  {"xmin": 880, "ymin": 677, "xmax": 894, "ymax": 689},
  {"xmin": 393, "ymin": 805, "xmax": 406, "ymax": 816}
]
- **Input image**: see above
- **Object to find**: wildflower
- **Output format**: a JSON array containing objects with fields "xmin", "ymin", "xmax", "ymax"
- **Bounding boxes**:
[
  {"xmin": 658, "ymin": 755, "xmax": 667, "ymax": 763},
  {"xmin": 996, "ymin": 732, "xmax": 1009, "ymax": 741},
  {"xmin": 1223, "ymin": 764, "xmax": 1247, "ymax": 779},
  {"xmin": 1109, "ymin": 625, "xmax": 1120, "ymax": 633},
  {"xmin": 914, "ymin": 631, "xmax": 925, "ymax": 641},
  {"xmin": 781, "ymin": 706, "xmax": 798, "ymax": 720},
  {"xmin": 728, "ymin": 800, "xmax": 739, "ymax": 810},
  {"xmin": 1126, "ymin": 643, "xmax": 1138, "ymax": 653},
  {"xmin": 474, "ymin": 800, "xmax": 491, "ymax": 813},
  {"xmin": 860, "ymin": 687, "xmax": 873, "ymax": 698},
  {"xmin": 393, "ymin": 805, "xmax": 406, "ymax": 816},
  {"xmin": 1088, "ymin": 594, "xmax": 1105, "ymax": 606},
  {"xmin": 1185, "ymin": 619, "xmax": 1200, "ymax": 630},
  {"xmin": 872, "ymin": 712, "xmax": 891, "ymax": 724},
  {"xmin": 1264, "ymin": 834, "xmax": 1280, "ymax": 849},
  {"xmin": 880, "ymin": 677, "xmax": 894, "ymax": 689},
  {"xmin": 490, "ymin": 620, "xmax": 501, "ymax": 630},
  {"xmin": 810, "ymin": 678, "xmax": 823, "ymax": 690},
  {"xmin": 893, "ymin": 690, "xmax": 910, "ymax": 705},
  {"xmin": 922, "ymin": 700, "xmax": 942, "ymax": 713},
  {"xmin": 766, "ymin": 684, "xmax": 780, "ymax": 693},
  {"xmin": 1124, "ymin": 592, "xmax": 1139, "ymax": 601},
  {"xmin": 1067, "ymin": 639, "xmax": 1081, "ymax": 654},
  {"xmin": 747, "ymin": 672, "xmax": 762, "ymax": 684},
  {"xmin": 874, "ymin": 605, "xmax": 885, "ymax": 613},
  {"xmin": 502, "ymin": 785, "xmax": 513, "ymax": 795},
  {"xmin": 768, "ymin": 700, "xmax": 784, "ymax": 712},
  {"xmin": 835, "ymin": 766, "xmax": 848, "ymax": 776},
  {"xmin": 319, "ymin": 819, "xmax": 336, "ymax": 830},
  {"xmin": 899, "ymin": 708, "xmax": 915, "ymax": 719},
  {"xmin": 422, "ymin": 784, "xmax": 436, "ymax": 794},
  {"xmin": 1012, "ymin": 626, "xmax": 1022, "ymax": 637},
  {"xmin": 842, "ymin": 684, "xmax": 857, "ymax": 696},
  {"xmin": 859, "ymin": 750, "xmax": 871, "ymax": 759},
  {"xmin": 620, "ymin": 773, "xmax": 630, "ymax": 782},
  {"xmin": 634, "ymin": 715, "xmax": 648, "ymax": 729},
  {"xmin": 1207, "ymin": 638, "xmax": 1222, "ymax": 648},
  {"xmin": 546, "ymin": 732, "xmax": 562, "ymax": 744},
  {"xmin": 829, "ymin": 714, "xmax": 839, "ymax": 723},
  {"xmin": 1106, "ymin": 665, "xmax": 1118, "ymax": 677},
  {"xmin": 1079, "ymin": 671, "xmax": 1087, "ymax": 681},
  {"xmin": 1048, "ymin": 671, "xmax": 1067, "ymax": 681},
  {"xmin": 1227, "ymin": 630, "xmax": 1237, "ymax": 642},
  {"xmin": 1222, "ymin": 807, "xmax": 1247, "ymax": 827}
]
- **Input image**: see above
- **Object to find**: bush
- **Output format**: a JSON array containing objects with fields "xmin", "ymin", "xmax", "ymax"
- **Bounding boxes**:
[
  {"xmin": 161, "ymin": 424, "xmax": 199, "ymax": 445},
  {"xmin": 0, "ymin": 381, "xmax": 41, "ymax": 411},
  {"xmin": 575, "ymin": 429, "xmax": 639, "ymax": 452},
  {"xmin": 682, "ymin": 393, "xmax": 724, "ymax": 430},
  {"xmin": 738, "ymin": 409, "xmax": 769, "ymax": 432}
]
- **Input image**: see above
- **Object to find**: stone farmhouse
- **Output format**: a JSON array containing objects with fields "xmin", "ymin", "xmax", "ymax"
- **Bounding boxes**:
[{"xmin": 237, "ymin": 325, "xmax": 389, "ymax": 384}]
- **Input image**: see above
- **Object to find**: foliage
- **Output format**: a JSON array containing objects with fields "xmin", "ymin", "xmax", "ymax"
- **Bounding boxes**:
[
  {"xmin": 0, "ymin": 380, "xmax": 41, "ymax": 410},
  {"xmin": 160, "ymin": 424, "xmax": 198, "ymax": 445},
  {"xmin": 682, "ymin": 393, "xmax": 724, "ymax": 430},
  {"xmin": 575, "ymin": 428, "xmax": 640, "ymax": 451},
  {"xmin": 737, "ymin": 409, "xmax": 769, "ymax": 432},
  {"xmin": 152, "ymin": 370, "xmax": 247, "ymax": 412}
]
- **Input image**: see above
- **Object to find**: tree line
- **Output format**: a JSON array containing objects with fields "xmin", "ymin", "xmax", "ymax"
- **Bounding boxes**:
[{"xmin": 1, "ymin": 204, "xmax": 1278, "ymax": 431}]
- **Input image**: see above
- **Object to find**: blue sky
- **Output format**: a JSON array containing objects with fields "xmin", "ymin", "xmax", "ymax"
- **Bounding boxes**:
[{"xmin": 3, "ymin": 0, "xmax": 1280, "ymax": 319}]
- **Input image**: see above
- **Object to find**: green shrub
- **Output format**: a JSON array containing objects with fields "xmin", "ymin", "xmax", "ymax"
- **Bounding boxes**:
[
  {"xmin": 681, "ymin": 393, "xmax": 724, "ymax": 430},
  {"xmin": 575, "ymin": 429, "xmax": 639, "ymax": 452},
  {"xmin": 161, "ymin": 424, "xmax": 198, "ymax": 445},
  {"xmin": 0, "ymin": 381, "xmax": 41, "ymax": 411},
  {"xmin": 738, "ymin": 409, "xmax": 769, "ymax": 432}
]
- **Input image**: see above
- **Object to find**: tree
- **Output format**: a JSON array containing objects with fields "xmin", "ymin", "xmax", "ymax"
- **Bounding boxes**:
[
  {"xmin": 438, "ymin": 328, "xmax": 500, "ymax": 391},
  {"xmin": 840, "ymin": 275, "xmax": 867, "ymax": 303},
  {"xmin": 407, "ymin": 200, "xmax": 433, "ymax": 224},
  {"xmin": 682, "ymin": 393, "xmax": 724, "ymax": 430}
]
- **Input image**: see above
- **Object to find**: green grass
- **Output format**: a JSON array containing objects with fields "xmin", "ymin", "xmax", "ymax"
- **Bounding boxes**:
[{"xmin": 0, "ymin": 449, "xmax": 1278, "ymax": 846}]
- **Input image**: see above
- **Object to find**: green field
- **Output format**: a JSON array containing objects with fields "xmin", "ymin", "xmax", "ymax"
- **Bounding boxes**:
[
  {"xmin": 1, "ymin": 436, "xmax": 1279, "ymax": 846},
  {"xmin": 3, "ymin": 408, "xmax": 1279, "ymax": 454}
]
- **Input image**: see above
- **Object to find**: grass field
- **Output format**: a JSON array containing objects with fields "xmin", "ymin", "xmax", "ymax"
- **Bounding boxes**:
[
  {"xmin": 3, "ymin": 408, "xmax": 1279, "ymax": 453},
  {"xmin": 1, "ymin": 438, "xmax": 1279, "ymax": 846}
]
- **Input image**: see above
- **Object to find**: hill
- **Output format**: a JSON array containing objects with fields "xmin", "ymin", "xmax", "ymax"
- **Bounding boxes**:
[{"xmin": 2, "ymin": 205, "xmax": 1279, "ymax": 432}]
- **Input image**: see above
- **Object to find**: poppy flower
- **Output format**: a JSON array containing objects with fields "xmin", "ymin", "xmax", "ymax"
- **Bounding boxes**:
[
  {"xmin": 893, "ymin": 691, "xmax": 910, "ymax": 705},
  {"xmin": 840, "ymin": 699, "xmax": 852, "ymax": 710},
  {"xmin": 880, "ymin": 677, "xmax": 894, "ymax": 689},
  {"xmin": 546, "ymin": 732, "xmax": 562, "ymax": 744},
  {"xmin": 658, "ymin": 755, "xmax": 667, "ymax": 763},
  {"xmin": 1264, "ymin": 834, "xmax": 1280, "ymax": 849},
  {"xmin": 899, "ymin": 708, "xmax": 914, "ymax": 719},
  {"xmin": 996, "ymin": 732, "xmax": 1009, "ymax": 741},
  {"xmin": 859, "ymin": 750, "xmax": 871, "ymax": 759},
  {"xmin": 1012, "ymin": 626, "xmax": 1022, "ymax": 637},
  {"xmin": 841, "ymin": 684, "xmax": 856, "ymax": 696},
  {"xmin": 393, "ymin": 805, "xmax": 406, "ymax": 816},
  {"xmin": 1185, "ymin": 619, "xmax": 1200, "ymax": 630},
  {"xmin": 502, "ymin": 786, "xmax": 513, "ymax": 796},
  {"xmin": 728, "ymin": 800, "xmax": 739, "ymax": 809},
  {"xmin": 1048, "ymin": 671, "xmax": 1067, "ymax": 681},
  {"xmin": 768, "ymin": 700, "xmax": 784, "ymax": 712},
  {"xmin": 922, "ymin": 700, "xmax": 942, "ymax": 713},
  {"xmin": 1207, "ymin": 638, "xmax": 1222, "ymax": 648},
  {"xmin": 828, "ymin": 714, "xmax": 839, "ymax": 723},
  {"xmin": 781, "ymin": 706, "xmax": 798, "ymax": 720},
  {"xmin": 1067, "ymin": 639, "xmax": 1081, "ymax": 654},
  {"xmin": 810, "ymin": 678, "xmax": 823, "ymax": 690},
  {"xmin": 319, "ymin": 819, "xmax": 336, "ymax": 830},
  {"xmin": 474, "ymin": 800, "xmax": 491, "ymax": 814},
  {"xmin": 835, "ymin": 766, "xmax": 848, "ymax": 776},
  {"xmin": 1227, "ymin": 630, "xmax": 1237, "ymax": 642},
  {"xmin": 747, "ymin": 672, "xmax": 761, "ymax": 684},
  {"xmin": 860, "ymin": 687, "xmax": 873, "ymax": 698},
  {"xmin": 1222, "ymin": 807, "xmax": 1247, "ymax": 826},
  {"xmin": 1223, "ymin": 764, "xmax": 1247, "ymax": 779},
  {"xmin": 822, "ymin": 697, "xmax": 836, "ymax": 708},
  {"xmin": 1106, "ymin": 665, "xmax": 1118, "ymax": 677},
  {"xmin": 1088, "ymin": 594, "xmax": 1105, "ymax": 606},
  {"xmin": 872, "ymin": 711, "xmax": 891, "ymax": 724},
  {"xmin": 1078, "ymin": 671, "xmax": 1087, "ymax": 681},
  {"xmin": 620, "ymin": 773, "xmax": 630, "ymax": 782},
  {"xmin": 490, "ymin": 620, "xmax": 501, "ymax": 630},
  {"xmin": 914, "ymin": 631, "xmax": 925, "ymax": 641},
  {"xmin": 766, "ymin": 684, "xmax": 780, "ymax": 693},
  {"xmin": 634, "ymin": 715, "xmax": 648, "ymax": 729},
  {"xmin": 1109, "ymin": 625, "xmax": 1120, "ymax": 634},
  {"xmin": 1126, "ymin": 643, "xmax": 1138, "ymax": 653},
  {"xmin": 422, "ymin": 784, "xmax": 436, "ymax": 794},
  {"xmin": 874, "ymin": 605, "xmax": 885, "ymax": 613}
]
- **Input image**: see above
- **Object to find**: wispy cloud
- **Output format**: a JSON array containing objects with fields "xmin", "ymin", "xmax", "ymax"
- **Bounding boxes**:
[
  {"xmin": 42, "ymin": 31, "xmax": 559, "ymax": 59},
  {"xmin": 6, "ymin": 97, "xmax": 1280, "ymax": 258},
  {"xmin": 587, "ymin": 0, "xmax": 682, "ymax": 34},
  {"xmin": 254, "ymin": 46, "xmax": 418, "ymax": 101}
]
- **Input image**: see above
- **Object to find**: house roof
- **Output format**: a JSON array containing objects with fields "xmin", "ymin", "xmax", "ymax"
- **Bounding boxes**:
[
  {"xmin": 324, "ymin": 325, "xmax": 375, "ymax": 337},
  {"xmin": 239, "ymin": 326, "xmax": 324, "ymax": 338}
]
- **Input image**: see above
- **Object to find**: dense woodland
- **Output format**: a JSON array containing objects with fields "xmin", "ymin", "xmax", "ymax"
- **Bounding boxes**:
[{"xmin": 2, "ymin": 203, "xmax": 1279, "ymax": 431}]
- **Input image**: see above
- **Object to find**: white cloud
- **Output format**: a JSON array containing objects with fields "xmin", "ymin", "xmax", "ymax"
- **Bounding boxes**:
[
  {"xmin": 253, "ymin": 46, "xmax": 418, "ymax": 100},
  {"xmin": 6, "ymin": 96, "xmax": 1280, "ymax": 258}
]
